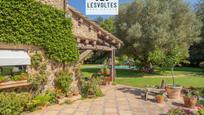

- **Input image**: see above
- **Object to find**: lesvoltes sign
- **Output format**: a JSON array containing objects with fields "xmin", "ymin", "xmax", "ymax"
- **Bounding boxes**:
[{"xmin": 86, "ymin": 0, "xmax": 119, "ymax": 15}]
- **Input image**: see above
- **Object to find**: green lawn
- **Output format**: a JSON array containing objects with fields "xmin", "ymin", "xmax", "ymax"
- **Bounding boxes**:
[{"xmin": 81, "ymin": 65, "xmax": 204, "ymax": 88}]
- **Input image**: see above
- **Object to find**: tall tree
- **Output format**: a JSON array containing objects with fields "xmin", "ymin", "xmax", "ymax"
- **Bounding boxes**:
[
  {"xmin": 189, "ymin": 0, "xmax": 204, "ymax": 66},
  {"xmin": 115, "ymin": 0, "xmax": 201, "ymax": 70}
]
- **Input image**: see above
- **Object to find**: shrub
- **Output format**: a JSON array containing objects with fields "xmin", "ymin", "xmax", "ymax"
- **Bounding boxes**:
[
  {"xmin": 0, "ymin": 76, "xmax": 6, "ymax": 83},
  {"xmin": 198, "ymin": 100, "xmax": 204, "ymax": 106},
  {"xmin": 10, "ymin": 73, "xmax": 28, "ymax": 81},
  {"xmin": 0, "ymin": 92, "xmax": 31, "ymax": 115},
  {"xmin": 167, "ymin": 108, "xmax": 194, "ymax": 115},
  {"xmin": 55, "ymin": 71, "xmax": 72, "ymax": 94},
  {"xmin": 81, "ymin": 77, "xmax": 103, "ymax": 98},
  {"xmin": 0, "ymin": 0, "xmax": 79, "ymax": 63},
  {"xmin": 199, "ymin": 62, "xmax": 204, "ymax": 68},
  {"xmin": 27, "ymin": 91, "xmax": 57, "ymax": 111},
  {"xmin": 198, "ymin": 108, "xmax": 204, "ymax": 115},
  {"xmin": 28, "ymin": 73, "xmax": 47, "ymax": 94}
]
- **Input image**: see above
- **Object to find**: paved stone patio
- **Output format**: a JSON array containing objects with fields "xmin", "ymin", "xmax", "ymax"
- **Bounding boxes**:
[{"xmin": 28, "ymin": 85, "xmax": 187, "ymax": 115}]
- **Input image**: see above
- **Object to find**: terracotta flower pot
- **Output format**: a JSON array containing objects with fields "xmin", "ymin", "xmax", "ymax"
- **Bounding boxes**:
[
  {"xmin": 156, "ymin": 95, "xmax": 164, "ymax": 103},
  {"xmin": 166, "ymin": 85, "xmax": 182, "ymax": 99},
  {"xmin": 183, "ymin": 96, "xmax": 197, "ymax": 108}
]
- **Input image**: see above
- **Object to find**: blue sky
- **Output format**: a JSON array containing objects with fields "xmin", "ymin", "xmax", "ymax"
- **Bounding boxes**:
[{"xmin": 69, "ymin": 0, "xmax": 199, "ymax": 20}]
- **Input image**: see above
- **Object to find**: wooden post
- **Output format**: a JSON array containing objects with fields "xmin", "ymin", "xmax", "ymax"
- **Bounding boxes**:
[
  {"xmin": 63, "ymin": 0, "xmax": 67, "ymax": 17},
  {"xmin": 111, "ymin": 48, "xmax": 116, "ymax": 82}
]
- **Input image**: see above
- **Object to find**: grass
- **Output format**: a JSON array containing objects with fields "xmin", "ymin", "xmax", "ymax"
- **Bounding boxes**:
[
  {"xmin": 81, "ymin": 65, "xmax": 204, "ymax": 88},
  {"xmin": 115, "ymin": 77, "xmax": 204, "ymax": 88}
]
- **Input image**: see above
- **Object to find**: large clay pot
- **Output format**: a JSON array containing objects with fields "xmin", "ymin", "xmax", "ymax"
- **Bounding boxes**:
[
  {"xmin": 155, "ymin": 95, "xmax": 164, "ymax": 103},
  {"xmin": 166, "ymin": 85, "xmax": 182, "ymax": 99},
  {"xmin": 183, "ymin": 96, "xmax": 197, "ymax": 108}
]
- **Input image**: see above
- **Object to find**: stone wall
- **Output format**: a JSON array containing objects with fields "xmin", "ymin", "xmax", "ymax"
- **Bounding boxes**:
[
  {"xmin": 36, "ymin": 0, "xmax": 64, "ymax": 10},
  {"xmin": 0, "ymin": 43, "xmax": 80, "ymax": 95}
]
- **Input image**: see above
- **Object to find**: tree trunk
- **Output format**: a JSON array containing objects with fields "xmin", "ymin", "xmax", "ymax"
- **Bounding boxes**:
[
  {"xmin": 171, "ymin": 67, "xmax": 175, "ymax": 86},
  {"xmin": 142, "ymin": 61, "xmax": 154, "ymax": 73}
]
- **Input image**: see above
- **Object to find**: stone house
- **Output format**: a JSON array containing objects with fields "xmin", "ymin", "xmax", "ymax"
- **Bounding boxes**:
[{"xmin": 0, "ymin": 0, "xmax": 122, "ymax": 96}]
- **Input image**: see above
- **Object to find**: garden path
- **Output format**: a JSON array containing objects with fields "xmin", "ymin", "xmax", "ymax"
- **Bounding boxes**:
[{"xmin": 28, "ymin": 85, "xmax": 188, "ymax": 115}]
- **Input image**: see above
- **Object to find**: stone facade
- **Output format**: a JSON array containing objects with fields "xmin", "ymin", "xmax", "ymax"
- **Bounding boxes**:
[
  {"xmin": 0, "ymin": 43, "xmax": 80, "ymax": 95},
  {"xmin": 36, "ymin": 0, "xmax": 64, "ymax": 10}
]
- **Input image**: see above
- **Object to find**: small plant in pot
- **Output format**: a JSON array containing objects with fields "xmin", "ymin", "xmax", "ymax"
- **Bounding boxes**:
[
  {"xmin": 101, "ymin": 67, "xmax": 110, "ymax": 76},
  {"xmin": 155, "ymin": 92, "xmax": 165, "ymax": 103},
  {"xmin": 183, "ymin": 89, "xmax": 199, "ymax": 108}
]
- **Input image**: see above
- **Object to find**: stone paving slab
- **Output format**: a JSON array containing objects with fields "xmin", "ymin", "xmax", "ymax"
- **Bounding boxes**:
[{"xmin": 27, "ymin": 85, "xmax": 187, "ymax": 115}]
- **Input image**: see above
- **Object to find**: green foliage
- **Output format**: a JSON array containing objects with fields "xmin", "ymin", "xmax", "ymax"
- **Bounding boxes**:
[
  {"xmin": 198, "ymin": 108, "xmax": 204, "ymax": 115},
  {"xmin": 81, "ymin": 77, "xmax": 103, "ymax": 98},
  {"xmin": 0, "ymin": 0, "xmax": 79, "ymax": 63},
  {"xmin": 115, "ymin": 0, "xmax": 201, "ymax": 67},
  {"xmin": 28, "ymin": 73, "xmax": 47, "ymax": 93},
  {"xmin": 190, "ymin": 0, "xmax": 204, "ymax": 65},
  {"xmin": 55, "ymin": 71, "xmax": 72, "ymax": 94},
  {"xmin": 0, "ymin": 67, "xmax": 12, "ymax": 75},
  {"xmin": 100, "ymin": 18, "xmax": 116, "ymax": 33},
  {"xmin": 31, "ymin": 52, "xmax": 43, "ymax": 69},
  {"xmin": 10, "ymin": 73, "xmax": 28, "ymax": 81},
  {"xmin": 0, "ymin": 76, "xmax": 6, "ymax": 82},
  {"xmin": 28, "ymin": 90, "xmax": 57, "ymax": 111},
  {"xmin": 0, "ymin": 92, "xmax": 31, "ymax": 115},
  {"xmin": 198, "ymin": 100, "xmax": 204, "ymax": 106},
  {"xmin": 149, "ymin": 48, "xmax": 166, "ymax": 67},
  {"xmin": 116, "ymin": 55, "xmax": 128, "ymax": 65},
  {"xmin": 10, "ymin": 75, "xmax": 23, "ymax": 81},
  {"xmin": 167, "ymin": 108, "xmax": 194, "ymax": 115}
]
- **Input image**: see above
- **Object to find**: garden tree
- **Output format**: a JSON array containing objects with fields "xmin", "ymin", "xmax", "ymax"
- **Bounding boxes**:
[
  {"xmin": 100, "ymin": 18, "xmax": 116, "ymax": 34},
  {"xmin": 115, "ymin": 0, "xmax": 201, "ymax": 71},
  {"xmin": 189, "ymin": 0, "xmax": 204, "ymax": 65},
  {"xmin": 149, "ymin": 46, "xmax": 189, "ymax": 85}
]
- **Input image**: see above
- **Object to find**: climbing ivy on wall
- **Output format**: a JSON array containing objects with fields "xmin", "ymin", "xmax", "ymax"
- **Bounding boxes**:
[{"xmin": 0, "ymin": 0, "xmax": 79, "ymax": 63}]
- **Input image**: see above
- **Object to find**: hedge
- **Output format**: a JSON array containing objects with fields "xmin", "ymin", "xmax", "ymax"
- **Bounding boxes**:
[{"xmin": 0, "ymin": 0, "xmax": 79, "ymax": 63}]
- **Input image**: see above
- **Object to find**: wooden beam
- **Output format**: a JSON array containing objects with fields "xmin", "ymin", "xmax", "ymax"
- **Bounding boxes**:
[
  {"xmin": 97, "ymin": 31, "xmax": 102, "ymax": 37},
  {"xmin": 78, "ymin": 45, "xmax": 112, "ymax": 51},
  {"xmin": 105, "ymin": 36, "xmax": 110, "ymax": 40},
  {"xmin": 78, "ymin": 50, "xmax": 92, "ymax": 63},
  {"xmin": 97, "ymin": 39, "xmax": 103, "ymax": 44},
  {"xmin": 111, "ymin": 39, "xmax": 116, "ymax": 44},
  {"xmin": 89, "ymin": 25, "xmax": 93, "ymax": 31},
  {"xmin": 104, "ymin": 42, "xmax": 110, "ymax": 47},
  {"xmin": 93, "ymin": 41, "xmax": 97, "ymax": 46},
  {"xmin": 85, "ymin": 40, "xmax": 89, "ymax": 44}
]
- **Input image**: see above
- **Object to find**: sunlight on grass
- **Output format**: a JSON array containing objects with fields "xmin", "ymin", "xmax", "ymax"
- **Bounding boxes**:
[{"xmin": 81, "ymin": 65, "xmax": 204, "ymax": 88}]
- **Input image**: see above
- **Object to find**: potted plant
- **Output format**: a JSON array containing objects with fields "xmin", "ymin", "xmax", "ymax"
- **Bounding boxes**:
[
  {"xmin": 103, "ymin": 68, "xmax": 110, "ymax": 75},
  {"xmin": 183, "ymin": 90, "xmax": 198, "ymax": 108},
  {"xmin": 164, "ymin": 47, "xmax": 188, "ymax": 99},
  {"xmin": 149, "ymin": 47, "xmax": 186, "ymax": 99},
  {"xmin": 155, "ymin": 92, "xmax": 165, "ymax": 103}
]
